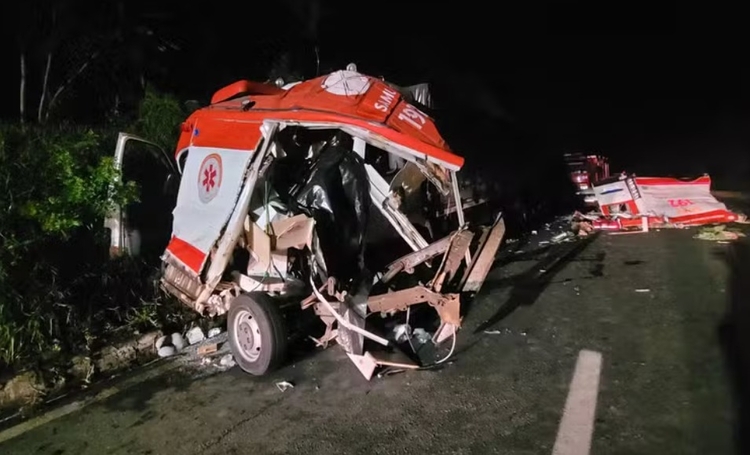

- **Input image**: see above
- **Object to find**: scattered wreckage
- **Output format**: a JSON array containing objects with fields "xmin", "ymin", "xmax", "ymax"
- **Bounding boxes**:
[
  {"xmin": 564, "ymin": 153, "xmax": 611, "ymax": 206},
  {"xmin": 107, "ymin": 65, "xmax": 505, "ymax": 380},
  {"xmin": 586, "ymin": 174, "xmax": 741, "ymax": 230},
  {"xmin": 533, "ymin": 173, "xmax": 746, "ymax": 249}
]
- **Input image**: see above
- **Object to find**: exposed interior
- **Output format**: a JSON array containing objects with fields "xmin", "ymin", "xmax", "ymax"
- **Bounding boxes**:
[{"xmin": 232, "ymin": 125, "xmax": 456, "ymax": 293}]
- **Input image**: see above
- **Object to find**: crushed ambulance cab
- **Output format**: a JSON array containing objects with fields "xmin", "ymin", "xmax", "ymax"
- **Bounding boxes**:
[{"xmin": 109, "ymin": 66, "xmax": 505, "ymax": 380}]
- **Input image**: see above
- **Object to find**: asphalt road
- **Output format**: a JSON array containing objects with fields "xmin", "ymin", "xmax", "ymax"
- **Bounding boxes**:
[{"xmin": 2, "ymin": 226, "xmax": 748, "ymax": 455}]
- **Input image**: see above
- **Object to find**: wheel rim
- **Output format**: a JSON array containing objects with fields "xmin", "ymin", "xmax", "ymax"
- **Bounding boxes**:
[{"xmin": 233, "ymin": 309, "xmax": 262, "ymax": 363}]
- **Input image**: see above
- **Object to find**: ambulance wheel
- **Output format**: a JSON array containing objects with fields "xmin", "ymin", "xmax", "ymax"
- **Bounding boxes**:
[{"xmin": 228, "ymin": 292, "xmax": 288, "ymax": 376}]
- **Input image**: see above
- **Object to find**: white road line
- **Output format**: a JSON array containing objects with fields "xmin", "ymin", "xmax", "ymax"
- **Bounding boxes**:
[{"xmin": 552, "ymin": 349, "xmax": 603, "ymax": 455}]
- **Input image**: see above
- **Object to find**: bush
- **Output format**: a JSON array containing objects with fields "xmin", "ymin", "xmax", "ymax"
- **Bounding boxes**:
[
  {"xmin": 134, "ymin": 85, "xmax": 185, "ymax": 150},
  {"xmin": 0, "ymin": 126, "xmax": 135, "ymax": 364},
  {"xmin": 0, "ymin": 86, "xmax": 191, "ymax": 369},
  {"xmin": 0, "ymin": 86, "xmax": 195, "ymax": 369}
]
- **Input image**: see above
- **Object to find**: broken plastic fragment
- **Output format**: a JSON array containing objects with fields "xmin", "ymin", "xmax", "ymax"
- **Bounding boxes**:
[
  {"xmin": 377, "ymin": 367, "xmax": 406, "ymax": 378},
  {"xmin": 275, "ymin": 381, "xmax": 295, "ymax": 392},
  {"xmin": 552, "ymin": 232, "xmax": 573, "ymax": 243}
]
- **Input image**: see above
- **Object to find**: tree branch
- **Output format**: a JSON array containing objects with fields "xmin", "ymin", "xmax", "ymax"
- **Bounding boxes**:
[
  {"xmin": 38, "ymin": 52, "xmax": 53, "ymax": 123},
  {"xmin": 44, "ymin": 49, "xmax": 101, "ymax": 122},
  {"xmin": 38, "ymin": 7, "xmax": 57, "ymax": 123},
  {"xmin": 19, "ymin": 52, "xmax": 26, "ymax": 124}
]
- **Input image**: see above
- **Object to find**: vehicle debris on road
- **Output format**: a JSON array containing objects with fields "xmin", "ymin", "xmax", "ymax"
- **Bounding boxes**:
[
  {"xmin": 197, "ymin": 343, "xmax": 219, "ymax": 357},
  {"xmin": 275, "ymin": 381, "xmax": 295, "ymax": 392},
  {"xmin": 559, "ymin": 171, "xmax": 745, "ymax": 236},
  {"xmin": 693, "ymin": 225, "xmax": 746, "ymax": 242},
  {"xmin": 564, "ymin": 153, "xmax": 611, "ymax": 207},
  {"xmin": 586, "ymin": 174, "xmax": 740, "ymax": 231}
]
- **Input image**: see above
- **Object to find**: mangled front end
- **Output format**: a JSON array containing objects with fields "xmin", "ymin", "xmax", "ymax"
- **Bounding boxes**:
[{"xmin": 158, "ymin": 71, "xmax": 505, "ymax": 379}]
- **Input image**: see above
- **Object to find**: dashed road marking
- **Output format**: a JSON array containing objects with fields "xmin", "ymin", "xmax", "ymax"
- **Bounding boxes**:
[{"xmin": 552, "ymin": 349, "xmax": 603, "ymax": 455}]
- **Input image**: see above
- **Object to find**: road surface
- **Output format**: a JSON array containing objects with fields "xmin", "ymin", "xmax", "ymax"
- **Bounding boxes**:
[{"xmin": 2, "ymin": 226, "xmax": 748, "ymax": 455}]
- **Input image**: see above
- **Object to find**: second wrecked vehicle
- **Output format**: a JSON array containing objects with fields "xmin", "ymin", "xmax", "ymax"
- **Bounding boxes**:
[{"xmin": 111, "ymin": 67, "xmax": 505, "ymax": 379}]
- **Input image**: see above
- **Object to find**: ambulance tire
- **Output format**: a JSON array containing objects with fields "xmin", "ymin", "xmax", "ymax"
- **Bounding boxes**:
[{"xmin": 228, "ymin": 292, "xmax": 288, "ymax": 376}]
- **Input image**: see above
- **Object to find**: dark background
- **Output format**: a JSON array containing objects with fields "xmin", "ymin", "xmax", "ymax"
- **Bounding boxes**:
[{"xmin": 1, "ymin": 0, "xmax": 748, "ymax": 187}]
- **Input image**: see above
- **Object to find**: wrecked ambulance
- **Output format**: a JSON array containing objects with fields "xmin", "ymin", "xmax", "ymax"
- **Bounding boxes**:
[{"xmin": 107, "ymin": 67, "xmax": 505, "ymax": 379}]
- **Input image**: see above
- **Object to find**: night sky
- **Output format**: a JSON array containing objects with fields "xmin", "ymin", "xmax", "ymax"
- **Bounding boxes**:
[{"xmin": 2, "ymin": 1, "xmax": 748, "ymax": 188}]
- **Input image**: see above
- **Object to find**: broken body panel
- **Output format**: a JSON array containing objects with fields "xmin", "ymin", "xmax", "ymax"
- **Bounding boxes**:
[
  {"xmin": 591, "ymin": 174, "xmax": 738, "ymax": 229},
  {"xmin": 121, "ymin": 68, "xmax": 504, "ymax": 379}
]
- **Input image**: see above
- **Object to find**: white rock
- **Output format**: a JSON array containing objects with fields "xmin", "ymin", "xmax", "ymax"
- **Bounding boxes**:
[
  {"xmin": 219, "ymin": 354, "xmax": 235, "ymax": 367},
  {"xmin": 155, "ymin": 335, "xmax": 168, "ymax": 350},
  {"xmin": 171, "ymin": 332, "xmax": 186, "ymax": 351},
  {"xmin": 185, "ymin": 327, "xmax": 206, "ymax": 345},
  {"xmin": 158, "ymin": 346, "xmax": 176, "ymax": 357},
  {"xmin": 207, "ymin": 327, "xmax": 222, "ymax": 338}
]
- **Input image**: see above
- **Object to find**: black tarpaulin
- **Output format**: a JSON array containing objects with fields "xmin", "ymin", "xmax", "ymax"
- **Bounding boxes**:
[{"xmin": 287, "ymin": 134, "xmax": 370, "ymax": 290}]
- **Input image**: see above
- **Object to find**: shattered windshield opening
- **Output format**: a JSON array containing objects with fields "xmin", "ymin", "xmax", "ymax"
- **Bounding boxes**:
[{"xmin": 246, "ymin": 126, "xmax": 452, "ymax": 295}]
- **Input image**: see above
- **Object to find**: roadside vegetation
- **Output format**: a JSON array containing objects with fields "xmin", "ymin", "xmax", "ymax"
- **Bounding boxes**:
[
  {"xmin": 0, "ymin": 0, "xmax": 314, "ymax": 382},
  {"xmin": 0, "ymin": 89, "xmax": 192, "ymax": 372}
]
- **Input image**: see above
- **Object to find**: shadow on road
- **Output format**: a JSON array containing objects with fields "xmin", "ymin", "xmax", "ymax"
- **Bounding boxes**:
[
  {"xmin": 717, "ymin": 236, "xmax": 750, "ymax": 455},
  {"xmin": 473, "ymin": 234, "xmax": 598, "ymax": 334}
]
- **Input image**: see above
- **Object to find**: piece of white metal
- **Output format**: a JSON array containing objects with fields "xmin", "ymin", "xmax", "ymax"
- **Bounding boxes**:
[
  {"xmin": 450, "ymin": 171, "xmax": 466, "ymax": 228},
  {"xmin": 352, "ymin": 137, "xmax": 366, "ymax": 159},
  {"xmin": 346, "ymin": 352, "xmax": 377, "ymax": 380},
  {"xmin": 450, "ymin": 171, "xmax": 472, "ymax": 265},
  {"xmin": 309, "ymin": 277, "xmax": 389, "ymax": 346},
  {"xmin": 365, "ymin": 164, "xmax": 428, "ymax": 251},
  {"xmin": 432, "ymin": 322, "xmax": 457, "ymax": 345}
]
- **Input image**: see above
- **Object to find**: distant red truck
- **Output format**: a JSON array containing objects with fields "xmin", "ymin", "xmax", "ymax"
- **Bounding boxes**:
[{"xmin": 564, "ymin": 153, "xmax": 611, "ymax": 206}]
